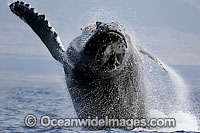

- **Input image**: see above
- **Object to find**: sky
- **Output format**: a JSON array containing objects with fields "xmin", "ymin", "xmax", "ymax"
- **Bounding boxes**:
[{"xmin": 0, "ymin": 0, "xmax": 200, "ymax": 87}]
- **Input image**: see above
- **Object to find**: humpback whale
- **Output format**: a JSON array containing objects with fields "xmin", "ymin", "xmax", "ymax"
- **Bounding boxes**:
[{"xmin": 9, "ymin": 1, "xmax": 168, "ymax": 130}]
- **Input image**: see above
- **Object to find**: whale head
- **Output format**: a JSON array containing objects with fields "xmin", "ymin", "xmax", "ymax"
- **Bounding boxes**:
[
  {"xmin": 80, "ymin": 22, "xmax": 129, "ymax": 73},
  {"xmin": 66, "ymin": 22, "xmax": 131, "ymax": 78}
]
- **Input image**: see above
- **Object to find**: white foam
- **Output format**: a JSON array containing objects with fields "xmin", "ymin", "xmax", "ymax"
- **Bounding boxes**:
[{"xmin": 150, "ymin": 109, "xmax": 199, "ymax": 132}]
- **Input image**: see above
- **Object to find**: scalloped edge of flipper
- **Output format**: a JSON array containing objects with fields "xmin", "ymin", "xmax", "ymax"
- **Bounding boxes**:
[{"xmin": 9, "ymin": 1, "xmax": 66, "ymax": 64}]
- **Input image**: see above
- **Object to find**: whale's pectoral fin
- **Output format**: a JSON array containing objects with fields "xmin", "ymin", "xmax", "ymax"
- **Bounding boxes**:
[
  {"xmin": 137, "ymin": 46, "xmax": 168, "ymax": 73},
  {"xmin": 9, "ymin": 1, "xmax": 66, "ymax": 64}
]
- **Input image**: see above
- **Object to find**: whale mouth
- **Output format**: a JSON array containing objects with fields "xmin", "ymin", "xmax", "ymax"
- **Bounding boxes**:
[
  {"xmin": 93, "ymin": 31, "xmax": 127, "ymax": 71},
  {"xmin": 83, "ymin": 29, "xmax": 128, "ymax": 71}
]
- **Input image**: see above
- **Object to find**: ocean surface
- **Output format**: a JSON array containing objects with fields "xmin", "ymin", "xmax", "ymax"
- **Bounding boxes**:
[{"xmin": 0, "ymin": 54, "xmax": 200, "ymax": 132}]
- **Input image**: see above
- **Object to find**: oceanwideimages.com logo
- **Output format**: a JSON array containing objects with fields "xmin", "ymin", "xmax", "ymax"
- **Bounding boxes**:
[{"xmin": 24, "ymin": 114, "xmax": 176, "ymax": 129}]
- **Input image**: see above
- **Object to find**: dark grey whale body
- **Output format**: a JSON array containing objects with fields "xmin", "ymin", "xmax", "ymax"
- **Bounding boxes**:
[{"xmin": 9, "ymin": 1, "xmax": 167, "ymax": 130}]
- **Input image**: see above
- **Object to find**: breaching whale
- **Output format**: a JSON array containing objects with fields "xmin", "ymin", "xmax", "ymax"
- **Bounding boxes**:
[{"xmin": 9, "ymin": 1, "xmax": 168, "ymax": 130}]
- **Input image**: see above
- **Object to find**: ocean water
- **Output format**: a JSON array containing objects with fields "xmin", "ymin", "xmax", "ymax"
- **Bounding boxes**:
[{"xmin": 0, "ymin": 56, "xmax": 200, "ymax": 132}]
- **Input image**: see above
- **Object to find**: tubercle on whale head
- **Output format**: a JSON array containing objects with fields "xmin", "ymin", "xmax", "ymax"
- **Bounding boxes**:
[{"xmin": 80, "ymin": 22, "xmax": 129, "ymax": 73}]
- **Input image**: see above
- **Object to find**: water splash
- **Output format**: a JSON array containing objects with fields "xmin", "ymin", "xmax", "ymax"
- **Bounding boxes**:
[
  {"xmin": 144, "ymin": 56, "xmax": 199, "ymax": 131},
  {"xmin": 161, "ymin": 62, "xmax": 189, "ymax": 111},
  {"xmin": 149, "ymin": 109, "xmax": 199, "ymax": 132}
]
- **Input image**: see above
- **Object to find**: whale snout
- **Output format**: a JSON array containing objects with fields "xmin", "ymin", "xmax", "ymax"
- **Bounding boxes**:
[{"xmin": 95, "ymin": 22, "xmax": 125, "ymax": 34}]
